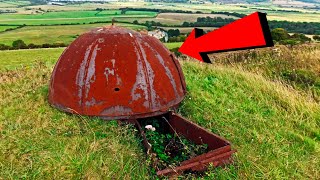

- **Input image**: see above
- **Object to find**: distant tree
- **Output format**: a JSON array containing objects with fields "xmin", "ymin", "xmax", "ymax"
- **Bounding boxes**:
[
  {"xmin": 290, "ymin": 33, "xmax": 311, "ymax": 43},
  {"xmin": 42, "ymin": 43, "xmax": 50, "ymax": 48},
  {"xmin": 12, "ymin": 40, "xmax": 27, "ymax": 49},
  {"xmin": 168, "ymin": 37, "xmax": 178, "ymax": 42},
  {"xmin": 27, "ymin": 43, "xmax": 37, "ymax": 49},
  {"xmin": 279, "ymin": 39, "xmax": 299, "ymax": 46},
  {"xmin": 271, "ymin": 28, "xmax": 290, "ymax": 42},
  {"xmin": 167, "ymin": 29, "xmax": 180, "ymax": 37},
  {"xmin": 133, "ymin": 20, "xmax": 139, "ymax": 24},
  {"xmin": 313, "ymin": 35, "xmax": 320, "ymax": 41},
  {"xmin": 269, "ymin": 21, "xmax": 320, "ymax": 35},
  {"xmin": 180, "ymin": 35, "xmax": 187, "ymax": 42},
  {"xmin": 182, "ymin": 22, "xmax": 190, "ymax": 26},
  {"xmin": 121, "ymin": 8, "xmax": 127, "ymax": 15},
  {"xmin": 0, "ymin": 44, "xmax": 10, "ymax": 50},
  {"xmin": 53, "ymin": 43, "xmax": 67, "ymax": 47}
]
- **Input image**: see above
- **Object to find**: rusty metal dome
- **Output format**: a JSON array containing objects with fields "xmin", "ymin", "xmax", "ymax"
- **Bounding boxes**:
[{"xmin": 49, "ymin": 26, "xmax": 186, "ymax": 120}]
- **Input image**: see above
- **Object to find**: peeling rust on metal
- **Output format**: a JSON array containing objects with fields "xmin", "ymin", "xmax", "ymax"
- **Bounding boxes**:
[
  {"xmin": 100, "ymin": 105, "xmax": 133, "ymax": 116},
  {"xmin": 49, "ymin": 26, "xmax": 186, "ymax": 119}
]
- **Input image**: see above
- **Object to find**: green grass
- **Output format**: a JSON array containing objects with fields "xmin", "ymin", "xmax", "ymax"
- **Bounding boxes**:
[
  {"xmin": 0, "ymin": 48, "xmax": 64, "ymax": 71},
  {"xmin": 211, "ymin": 44, "xmax": 320, "ymax": 101},
  {"xmin": 0, "ymin": 10, "xmax": 120, "ymax": 19},
  {"xmin": 0, "ymin": 25, "xmax": 18, "ymax": 32},
  {"xmin": 0, "ymin": 49, "xmax": 319, "ymax": 178},
  {"xmin": 124, "ymin": 10, "xmax": 157, "ymax": 16},
  {"xmin": 0, "ymin": 67, "xmax": 149, "ymax": 178},
  {"xmin": 164, "ymin": 42, "xmax": 182, "ymax": 49},
  {"xmin": 0, "ymin": 10, "xmax": 157, "ymax": 25},
  {"xmin": 267, "ymin": 12, "xmax": 320, "ymax": 23},
  {"xmin": 0, "ymin": 23, "xmax": 146, "ymax": 46},
  {"xmin": 179, "ymin": 61, "xmax": 320, "ymax": 179}
]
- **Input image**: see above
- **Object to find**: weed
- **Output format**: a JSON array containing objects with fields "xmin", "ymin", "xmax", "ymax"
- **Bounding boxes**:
[{"xmin": 140, "ymin": 118, "xmax": 208, "ymax": 171}]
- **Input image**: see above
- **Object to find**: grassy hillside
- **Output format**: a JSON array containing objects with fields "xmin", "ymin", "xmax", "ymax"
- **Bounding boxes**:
[
  {"xmin": 0, "ymin": 65, "xmax": 149, "ymax": 179},
  {"xmin": 0, "ymin": 49, "xmax": 319, "ymax": 179},
  {"xmin": 210, "ymin": 44, "xmax": 320, "ymax": 101},
  {"xmin": 180, "ymin": 61, "xmax": 319, "ymax": 179},
  {"xmin": 0, "ymin": 48, "xmax": 63, "ymax": 71}
]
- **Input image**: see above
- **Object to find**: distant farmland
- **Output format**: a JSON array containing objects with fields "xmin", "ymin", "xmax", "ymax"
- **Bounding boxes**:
[
  {"xmin": 0, "ymin": 23, "xmax": 145, "ymax": 46},
  {"xmin": 0, "ymin": 10, "xmax": 157, "ymax": 25},
  {"xmin": 160, "ymin": 26, "xmax": 217, "ymax": 34},
  {"xmin": 0, "ymin": 25, "xmax": 19, "ymax": 32},
  {"xmin": 157, "ymin": 13, "xmax": 238, "ymax": 22},
  {"xmin": 118, "ymin": 13, "xmax": 238, "ymax": 25}
]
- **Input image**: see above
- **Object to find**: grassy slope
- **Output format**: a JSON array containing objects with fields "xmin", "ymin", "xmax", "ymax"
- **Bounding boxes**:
[
  {"xmin": 164, "ymin": 42, "xmax": 183, "ymax": 50},
  {"xmin": 180, "ymin": 62, "xmax": 319, "ymax": 179},
  {"xmin": 0, "ymin": 49, "xmax": 319, "ymax": 179},
  {"xmin": 0, "ymin": 66, "xmax": 149, "ymax": 179},
  {"xmin": 0, "ymin": 48, "xmax": 64, "ymax": 71},
  {"xmin": 211, "ymin": 44, "xmax": 320, "ymax": 101}
]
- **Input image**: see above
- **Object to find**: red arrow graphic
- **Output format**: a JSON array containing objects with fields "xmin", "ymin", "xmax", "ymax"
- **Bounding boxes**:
[{"xmin": 179, "ymin": 12, "xmax": 274, "ymax": 63}]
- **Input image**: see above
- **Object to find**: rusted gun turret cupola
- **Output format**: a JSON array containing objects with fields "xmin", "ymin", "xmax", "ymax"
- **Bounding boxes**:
[{"xmin": 49, "ymin": 26, "xmax": 235, "ymax": 176}]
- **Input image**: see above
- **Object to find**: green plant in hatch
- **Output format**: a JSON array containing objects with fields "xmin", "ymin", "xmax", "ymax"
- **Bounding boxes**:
[{"xmin": 142, "ymin": 118, "xmax": 208, "ymax": 170}]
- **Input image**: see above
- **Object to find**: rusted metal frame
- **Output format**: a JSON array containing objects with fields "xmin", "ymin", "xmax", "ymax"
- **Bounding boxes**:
[
  {"xmin": 133, "ymin": 112, "xmax": 235, "ymax": 176},
  {"xmin": 180, "ymin": 145, "xmax": 231, "ymax": 165},
  {"xmin": 155, "ymin": 112, "xmax": 235, "ymax": 176},
  {"xmin": 167, "ymin": 112, "xmax": 231, "ymax": 150},
  {"xmin": 157, "ymin": 150, "xmax": 236, "ymax": 176}
]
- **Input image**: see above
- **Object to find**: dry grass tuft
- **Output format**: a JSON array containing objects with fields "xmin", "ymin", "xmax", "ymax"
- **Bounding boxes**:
[{"xmin": 207, "ymin": 44, "xmax": 320, "ymax": 101}]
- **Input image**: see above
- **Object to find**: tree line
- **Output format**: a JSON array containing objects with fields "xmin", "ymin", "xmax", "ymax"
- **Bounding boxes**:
[
  {"xmin": 135, "ymin": 15, "xmax": 320, "ymax": 35},
  {"xmin": 0, "ymin": 25, "xmax": 25, "ymax": 33},
  {"xmin": 119, "ymin": 7, "xmax": 195, "ymax": 14},
  {"xmin": 271, "ymin": 28, "xmax": 313, "ymax": 45},
  {"xmin": 0, "ymin": 40, "xmax": 67, "ymax": 50},
  {"xmin": 268, "ymin": 21, "xmax": 320, "ymax": 35}
]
